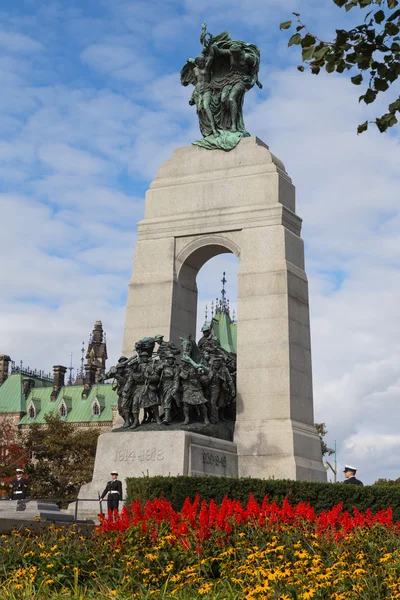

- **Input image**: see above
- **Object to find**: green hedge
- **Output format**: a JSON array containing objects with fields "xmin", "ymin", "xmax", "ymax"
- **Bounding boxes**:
[{"xmin": 125, "ymin": 476, "xmax": 400, "ymax": 520}]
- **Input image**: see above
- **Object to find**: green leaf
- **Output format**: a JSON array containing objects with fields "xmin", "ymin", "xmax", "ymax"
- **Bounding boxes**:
[
  {"xmin": 326, "ymin": 61, "xmax": 336, "ymax": 73},
  {"xmin": 388, "ymin": 98, "xmax": 400, "ymax": 112},
  {"xmin": 385, "ymin": 22, "xmax": 400, "ymax": 35},
  {"xmin": 314, "ymin": 45, "xmax": 330, "ymax": 60},
  {"xmin": 357, "ymin": 121, "xmax": 369, "ymax": 134},
  {"xmin": 297, "ymin": 65, "xmax": 305, "ymax": 72},
  {"xmin": 333, "ymin": 0, "xmax": 347, "ymax": 6},
  {"xmin": 387, "ymin": 0, "xmax": 398, "ymax": 8},
  {"xmin": 345, "ymin": 0, "xmax": 358, "ymax": 11},
  {"xmin": 302, "ymin": 34, "xmax": 316, "ymax": 47},
  {"xmin": 351, "ymin": 74, "xmax": 363, "ymax": 84},
  {"xmin": 374, "ymin": 9, "xmax": 385, "ymax": 23},
  {"xmin": 364, "ymin": 88, "xmax": 377, "ymax": 104},
  {"xmin": 346, "ymin": 51, "xmax": 357, "ymax": 63},
  {"xmin": 375, "ymin": 118, "xmax": 388, "ymax": 132},
  {"xmin": 280, "ymin": 21, "xmax": 292, "ymax": 30},
  {"xmin": 302, "ymin": 46, "xmax": 315, "ymax": 60},
  {"xmin": 377, "ymin": 63, "xmax": 388, "ymax": 76},
  {"xmin": 311, "ymin": 66, "xmax": 321, "ymax": 74},
  {"xmin": 296, "ymin": 25, "xmax": 305, "ymax": 32},
  {"xmin": 288, "ymin": 33, "xmax": 302, "ymax": 46},
  {"xmin": 374, "ymin": 77, "xmax": 389, "ymax": 91}
]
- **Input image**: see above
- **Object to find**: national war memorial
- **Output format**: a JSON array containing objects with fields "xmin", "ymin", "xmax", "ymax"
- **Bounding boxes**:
[{"xmin": 78, "ymin": 23, "xmax": 326, "ymax": 515}]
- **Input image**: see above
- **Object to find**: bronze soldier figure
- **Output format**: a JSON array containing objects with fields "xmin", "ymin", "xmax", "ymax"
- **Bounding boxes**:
[
  {"xmin": 154, "ymin": 334, "xmax": 181, "ymax": 362},
  {"xmin": 209, "ymin": 356, "xmax": 236, "ymax": 423},
  {"xmin": 130, "ymin": 352, "xmax": 161, "ymax": 428},
  {"xmin": 179, "ymin": 358, "xmax": 210, "ymax": 425},
  {"xmin": 158, "ymin": 352, "xmax": 180, "ymax": 424}
]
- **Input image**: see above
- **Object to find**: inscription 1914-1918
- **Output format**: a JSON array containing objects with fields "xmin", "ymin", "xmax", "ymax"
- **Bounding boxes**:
[
  {"xmin": 202, "ymin": 451, "xmax": 227, "ymax": 468},
  {"xmin": 114, "ymin": 448, "xmax": 164, "ymax": 463}
]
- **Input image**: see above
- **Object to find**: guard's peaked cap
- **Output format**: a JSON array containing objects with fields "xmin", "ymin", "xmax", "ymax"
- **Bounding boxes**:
[{"xmin": 343, "ymin": 464, "xmax": 357, "ymax": 472}]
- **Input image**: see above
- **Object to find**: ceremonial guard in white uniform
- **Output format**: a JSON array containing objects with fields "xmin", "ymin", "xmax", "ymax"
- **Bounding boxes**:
[
  {"xmin": 342, "ymin": 464, "xmax": 364, "ymax": 486},
  {"xmin": 10, "ymin": 468, "xmax": 27, "ymax": 500},
  {"xmin": 100, "ymin": 471, "xmax": 123, "ymax": 512}
]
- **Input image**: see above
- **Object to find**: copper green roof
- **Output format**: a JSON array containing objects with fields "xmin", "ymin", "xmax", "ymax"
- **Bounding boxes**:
[
  {"xmin": 19, "ymin": 383, "xmax": 117, "ymax": 425},
  {"xmin": 212, "ymin": 312, "xmax": 237, "ymax": 354},
  {"xmin": 0, "ymin": 373, "xmax": 55, "ymax": 414}
]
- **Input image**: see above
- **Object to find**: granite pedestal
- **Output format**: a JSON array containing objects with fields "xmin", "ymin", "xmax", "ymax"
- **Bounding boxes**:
[{"xmin": 76, "ymin": 430, "xmax": 238, "ymax": 518}]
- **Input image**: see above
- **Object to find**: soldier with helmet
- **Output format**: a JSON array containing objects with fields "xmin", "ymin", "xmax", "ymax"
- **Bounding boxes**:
[
  {"xmin": 130, "ymin": 351, "xmax": 162, "ymax": 428},
  {"xmin": 154, "ymin": 334, "xmax": 181, "ymax": 362},
  {"xmin": 101, "ymin": 356, "xmax": 133, "ymax": 425},
  {"xmin": 179, "ymin": 357, "xmax": 210, "ymax": 425},
  {"xmin": 209, "ymin": 356, "xmax": 235, "ymax": 423},
  {"xmin": 158, "ymin": 351, "xmax": 181, "ymax": 424}
]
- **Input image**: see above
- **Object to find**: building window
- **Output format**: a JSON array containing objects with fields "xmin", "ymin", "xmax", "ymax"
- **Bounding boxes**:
[
  {"xmin": 59, "ymin": 403, "xmax": 67, "ymax": 418},
  {"xmin": 92, "ymin": 401, "xmax": 100, "ymax": 416},
  {"xmin": 28, "ymin": 405, "xmax": 35, "ymax": 419}
]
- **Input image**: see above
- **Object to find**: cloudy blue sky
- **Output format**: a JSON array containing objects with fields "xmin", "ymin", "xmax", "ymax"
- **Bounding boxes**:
[{"xmin": 1, "ymin": 0, "xmax": 399, "ymax": 484}]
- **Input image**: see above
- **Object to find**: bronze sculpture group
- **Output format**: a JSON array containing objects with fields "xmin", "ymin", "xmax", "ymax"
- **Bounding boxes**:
[
  {"xmin": 181, "ymin": 23, "xmax": 262, "ymax": 151},
  {"xmin": 102, "ymin": 329, "xmax": 236, "ymax": 430}
]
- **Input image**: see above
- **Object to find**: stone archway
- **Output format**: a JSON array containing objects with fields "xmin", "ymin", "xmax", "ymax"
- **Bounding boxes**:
[{"xmin": 170, "ymin": 235, "xmax": 241, "ymax": 342}]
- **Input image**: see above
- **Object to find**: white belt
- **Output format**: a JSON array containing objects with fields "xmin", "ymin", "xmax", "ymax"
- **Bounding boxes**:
[
  {"xmin": 109, "ymin": 491, "xmax": 120, "ymax": 494},
  {"xmin": 15, "ymin": 491, "xmax": 23, "ymax": 494}
]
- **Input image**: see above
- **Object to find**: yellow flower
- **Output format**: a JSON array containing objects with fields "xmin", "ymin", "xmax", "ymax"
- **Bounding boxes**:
[
  {"xmin": 144, "ymin": 553, "xmax": 157, "ymax": 560},
  {"xmin": 44, "ymin": 579, "xmax": 54, "ymax": 585},
  {"xmin": 110, "ymin": 592, "xmax": 117, "ymax": 597},
  {"xmin": 380, "ymin": 553, "xmax": 393, "ymax": 563},
  {"xmin": 198, "ymin": 583, "xmax": 213, "ymax": 595}
]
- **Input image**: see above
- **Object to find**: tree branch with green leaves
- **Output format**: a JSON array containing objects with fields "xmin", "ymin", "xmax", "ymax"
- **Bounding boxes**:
[{"xmin": 280, "ymin": 0, "xmax": 400, "ymax": 133}]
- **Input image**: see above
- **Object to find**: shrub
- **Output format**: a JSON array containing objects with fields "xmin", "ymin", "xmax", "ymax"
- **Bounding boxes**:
[{"xmin": 125, "ymin": 476, "xmax": 400, "ymax": 519}]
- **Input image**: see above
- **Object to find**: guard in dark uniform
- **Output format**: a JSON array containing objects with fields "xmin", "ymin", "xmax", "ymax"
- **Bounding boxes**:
[
  {"xmin": 100, "ymin": 471, "xmax": 123, "ymax": 513},
  {"xmin": 342, "ymin": 464, "xmax": 363, "ymax": 486},
  {"xmin": 10, "ymin": 468, "xmax": 28, "ymax": 500}
]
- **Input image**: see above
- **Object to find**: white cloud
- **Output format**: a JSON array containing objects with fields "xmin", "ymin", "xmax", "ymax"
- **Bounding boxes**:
[
  {"xmin": 81, "ymin": 43, "xmax": 155, "ymax": 82},
  {"xmin": 0, "ymin": 30, "xmax": 43, "ymax": 53},
  {"xmin": 38, "ymin": 143, "xmax": 109, "ymax": 175}
]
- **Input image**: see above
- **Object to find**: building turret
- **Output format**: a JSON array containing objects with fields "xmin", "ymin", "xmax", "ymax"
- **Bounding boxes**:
[
  {"xmin": 85, "ymin": 321, "xmax": 108, "ymax": 383},
  {"xmin": 0, "ymin": 355, "xmax": 11, "ymax": 385}
]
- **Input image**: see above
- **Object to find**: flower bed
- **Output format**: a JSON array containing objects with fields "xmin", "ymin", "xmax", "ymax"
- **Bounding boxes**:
[{"xmin": 1, "ymin": 495, "xmax": 400, "ymax": 599}]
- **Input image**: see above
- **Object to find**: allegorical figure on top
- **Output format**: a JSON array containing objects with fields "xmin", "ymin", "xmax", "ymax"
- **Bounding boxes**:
[{"xmin": 181, "ymin": 22, "xmax": 262, "ymax": 151}]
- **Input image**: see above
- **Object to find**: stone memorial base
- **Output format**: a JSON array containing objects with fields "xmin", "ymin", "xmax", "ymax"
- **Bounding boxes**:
[
  {"xmin": 75, "ymin": 430, "xmax": 238, "ymax": 519},
  {"xmin": 0, "ymin": 500, "xmax": 75, "ymax": 523}
]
